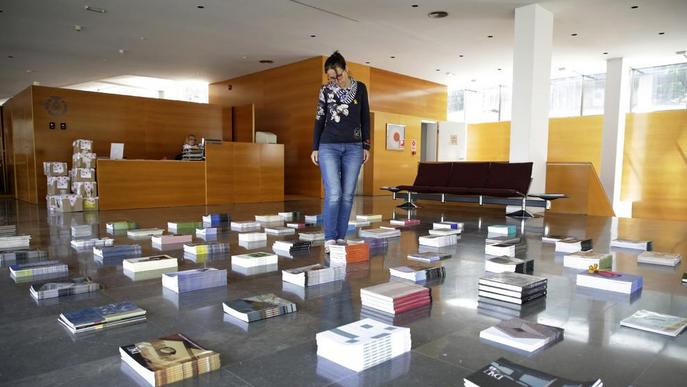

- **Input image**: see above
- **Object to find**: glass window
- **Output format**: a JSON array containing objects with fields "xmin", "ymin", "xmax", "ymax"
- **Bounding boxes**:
[
  {"xmin": 550, "ymin": 76, "xmax": 582, "ymax": 117},
  {"xmin": 447, "ymin": 88, "xmax": 464, "ymax": 122},
  {"xmin": 582, "ymin": 74, "xmax": 605, "ymax": 116},
  {"xmin": 631, "ymin": 62, "xmax": 687, "ymax": 113}
]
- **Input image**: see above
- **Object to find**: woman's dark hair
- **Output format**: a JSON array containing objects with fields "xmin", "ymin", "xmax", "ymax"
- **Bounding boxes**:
[{"xmin": 324, "ymin": 51, "xmax": 346, "ymax": 72}]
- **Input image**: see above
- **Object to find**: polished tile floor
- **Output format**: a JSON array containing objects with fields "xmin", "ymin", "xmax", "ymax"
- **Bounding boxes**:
[{"xmin": 0, "ymin": 197, "xmax": 686, "ymax": 387}]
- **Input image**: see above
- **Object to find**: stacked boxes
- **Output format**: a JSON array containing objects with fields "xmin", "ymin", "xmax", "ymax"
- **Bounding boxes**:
[{"xmin": 45, "ymin": 139, "xmax": 99, "ymax": 212}]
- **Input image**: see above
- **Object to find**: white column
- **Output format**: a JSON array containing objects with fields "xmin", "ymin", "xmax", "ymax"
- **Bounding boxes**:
[
  {"xmin": 600, "ymin": 57, "xmax": 631, "ymax": 217},
  {"xmin": 509, "ymin": 4, "xmax": 553, "ymax": 194}
]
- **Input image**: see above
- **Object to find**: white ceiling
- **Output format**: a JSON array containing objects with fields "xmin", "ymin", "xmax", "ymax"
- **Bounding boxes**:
[{"xmin": 1, "ymin": 0, "xmax": 686, "ymax": 100}]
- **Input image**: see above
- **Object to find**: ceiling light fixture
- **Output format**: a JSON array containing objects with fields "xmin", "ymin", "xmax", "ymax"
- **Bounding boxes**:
[
  {"xmin": 497, "ymin": 68, "xmax": 502, "ymax": 71},
  {"xmin": 259, "ymin": 59, "xmax": 274, "ymax": 64},
  {"xmin": 631, "ymin": 5, "xmax": 638, "ymax": 9},
  {"xmin": 677, "ymin": 50, "xmax": 687, "ymax": 59},
  {"xmin": 118, "ymin": 49, "xmax": 126, "ymax": 54},
  {"xmin": 365, "ymin": 61, "xmax": 370, "ymax": 64},
  {"xmin": 658, "ymin": 32, "xmax": 665, "ymax": 35},
  {"xmin": 571, "ymin": 33, "xmax": 578, "ymax": 37},
  {"xmin": 411, "ymin": 4, "xmax": 418, "ymax": 8},
  {"xmin": 84, "ymin": 5, "xmax": 107, "ymax": 13},
  {"xmin": 487, "ymin": 35, "xmax": 494, "ymax": 38},
  {"xmin": 309, "ymin": 34, "xmax": 316, "ymax": 37},
  {"xmin": 390, "ymin": 56, "xmax": 396, "ymax": 59},
  {"xmin": 603, "ymin": 52, "xmax": 608, "ymax": 55},
  {"xmin": 427, "ymin": 11, "xmax": 448, "ymax": 18},
  {"xmin": 73, "ymin": 25, "xmax": 83, "ymax": 32},
  {"xmin": 7, "ymin": 55, "xmax": 14, "ymax": 59},
  {"xmin": 471, "ymin": 79, "xmax": 477, "ymax": 82},
  {"xmin": 458, "ymin": 54, "xmax": 464, "ymax": 58},
  {"xmin": 197, "ymin": 5, "xmax": 205, "ymax": 9},
  {"xmin": 435, "ymin": 69, "xmax": 440, "ymax": 71}
]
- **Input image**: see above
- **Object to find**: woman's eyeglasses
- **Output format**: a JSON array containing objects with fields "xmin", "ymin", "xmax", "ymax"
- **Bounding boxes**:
[{"xmin": 328, "ymin": 71, "xmax": 345, "ymax": 82}]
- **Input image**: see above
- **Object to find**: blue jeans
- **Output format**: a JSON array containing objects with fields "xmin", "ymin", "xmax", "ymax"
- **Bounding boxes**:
[{"xmin": 318, "ymin": 143, "xmax": 364, "ymax": 241}]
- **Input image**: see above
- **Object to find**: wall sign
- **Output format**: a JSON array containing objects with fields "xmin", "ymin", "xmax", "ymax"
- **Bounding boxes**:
[
  {"xmin": 43, "ymin": 96, "xmax": 68, "ymax": 116},
  {"xmin": 386, "ymin": 123, "xmax": 405, "ymax": 151}
]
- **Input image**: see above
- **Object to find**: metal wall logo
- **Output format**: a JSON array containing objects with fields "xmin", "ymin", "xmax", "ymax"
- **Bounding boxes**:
[{"xmin": 43, "ymin": 96, "xmax": 68, "ymax": 116}]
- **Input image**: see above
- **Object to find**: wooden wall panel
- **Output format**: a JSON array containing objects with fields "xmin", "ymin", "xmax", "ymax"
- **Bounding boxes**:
[
  {"xmin": 97, "ymin": 160, "xmax": 206, "ymax": 210},
  {"xmin": 222, "ymin": 107, "xmax": 233, "ymax": 141},
  {"xmin": 548, "ymin": 115, "xmax": 603, "ymax": 173},
  {"xmin": 466, "ymin": 122, "xmax": 510, "ymax": 161},
  {"xmin": 232, "ymin": 104, "xmax": 255, "ymax": 142},
  {"xmin": 205, "ymin": 144, "xmax": 234, "ymax": 205},
  {"xmin": 3, "ymin": 87, "xmax": 36, "ymax": 203},
  {"xmin": 546, "ymin": 162, "xmax": 613, "ymax": 216},
  {"xmin": 259, "ymin": 144, "xmax": 285, "ymax": 202},
  {"xmin": 368, "ymin": 68, "xmax": 447, "ymax": 120},
  {"xmin": 622, "ymin": 110, "xmax": 687, "ymax": 221}
]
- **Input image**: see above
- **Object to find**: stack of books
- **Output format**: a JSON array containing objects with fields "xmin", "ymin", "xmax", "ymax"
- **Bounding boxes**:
[
  {"xmin": 485, "ymin": 256, "xmax": 534, "ymax": 274},
  {"xmin": 238, "ymin": 240, "xmax": 267, "ymax": 250},
  {"xmin": 477, "ymin": 296, "xmax": 546, "ymax": 320},
  {"xmin": 576, "ymin": 270, "xmax": 643, "ymax": 294},
  {"xmin": 286, "ymin": 222, "xmax": 313, "ymax": 229},
  {"xmin": 195, "ymin": 227, "xmax": 217, "ymax": 239},
  {"xmin": 120, "ymin": 333, "xmax": 220, "ymax": 386},
  {"xmin": 359, "ymin": 228, "xmax": 401, "ymax": 239},
  {"xmin": 637, "ymin": 251, "xmax": 681, "ymax": 267},
  {"xmin": 162, "ymin": 268, "xmax": 227, "ymax": 293},
  {"xmin": 127, "ymin": 228, "xmax": 164, "ymax": 238},
  {"xmin": 183, "ymin": 242, "xmax": 229, "ymax": 256},
  {"xmin": 316, "ymin": 318, "xmax": 411, "ymax": 372},
  {"xmin": 555, "ymin": 237, "xmax": 593, "ymax": 253},
  {"xmin": 231, "ymin": 252, "xmax": 278, "ymax": 268},
  {"xmin": 238, "ymin": 232, "xmax": 267, "ymax": 242},
  {"xmin": 30, "ymin": 277, "xmax": 99, "ymax": 300},
  {"xmin": 10, "ymin": 260, "xmax": 68, "ymax": 281},
  {"xmin": 181, "ymin": 146, "xmax": 204, "ymax": 160},
  {"xmin": 478, "ymin": 272, "xmax": 548, "ymax": 305},
  {"xmin": 389, "ymin": 264, "xmax": 446, "ymax": 282},
  {"xmin": 255, "ymin": 214, "xmax": 283, "ymax": 223},
  {"xmin": 278, "ymin": 211, "xmax": 301, "ymax": 221},
  {"xmin": 70, "ymin": 237, "xmax": 114, "ymax": 249},
  {"xmin": 485, "ymin": 234, "xmax": 521, "ymax": 245},
  {"xmin": 152, "ymin": 234, "xmax": 193, "ymax": 246},
  {"xmin": 329, "ymin": 243, "xmax": 370, "ymax": 264},
  {"xmin": 620, "ymin": 309, "xmax": 687, "ymax": 337},
  {"xmin": 564, "ymin": 250, "xmax": 613, "ymax": 270},
  {"xmin": 59, "ymin": 301, "xmax": 146, "ymax": 334},
  {"xmin": 232, "ymin": 263, "xmax": 278, "ymax": 276},
  {"xmin": 348, "ymin": 220, "xmax": 370, "ymax": 228},
  {"xmin": 389, "ymin": 219, "xmax": 421, "ymax": 226},
  {"xmin": 356, "ymin": 214, "xmax": 383, "ymax": 222},
  {"xmin": 106, "ymin": 221, "xmax": 137, "ymax": 232},
  {"xmin": 272, "ymin": 240, "xmax": 311, "ymax": 256},
  {"xmin": 541, "ymin": 234, "xmax": 565, "ymax": 243},
  {"xmin": 485, "ymin": 241, "xmax": 526, "ymax": 257},
  {"xmin": 0, "ymin": 235, "xmax": 31, "ymax": 249},
  {"xmin": 123, "ymin": 255, "xmax": 178, "ymax": 273},
  {"xmin": 487, "ymin": 224, "xmax": 516, "ymax": 236},
  {"xmin": 610, "ymin": 238, "xmax": 652, "ymax": 251},
  {"xmin": 71, "ymin": 224, "xmax": 94, "ymax": 238},
  {"xmin": 93, "ymin": 244, "xmax": 142, "ymax": 261},
  {"xmin": 0, "ymin": 224, "xmax": 16, "ymax": 236},
  {"xmin": 360, "ymin": 304, "xmax": 431, "ymax": 327},
  {"xmin": 203, "ymin": 213, "xmax": 230, "ymax": 227},
  {"xmin": 407, "ymin": 251, "xmax": 452, "ymax": 263},
  {"xmin": 265, "ymin": 226, "xmax": 296, "ymax": 236},
  {"xmin": 433, "ymin": 221, "xmax": 464, "ymax": 231},
  {"xmin": 428, "ymin": 228, "xmax": 462, "ymax": 236},
  {"xmin": 419, "ymin": 234, "xmax": 458, "ymax": 247},
  {"xmin": 361, "ymin": 281, "xmax": 431, "ymax": 315},
  {"xmin": 305, "ymin": 214, "xmax": 323, "ymax": 223},
  {"xmin": 168, "ymin": 221, "xmax": 202, "ymax": 234},
  {"xmin": 479, "ymin": 318, "xmax": 563, "ymax": 353},
  {"xmin": 299, "ymin": 231, "xmax": 325, "ymax": 241},
  {"xmin": 230, "ymin": 220, "xmax": 262, "ymax": 231},
  {"xmin": 282, "ymin": 264, "xmax": 346, "ymax": 287},
  {"xmin": 464, "ymin": 358, "xmax": 602, "ymax": 387},
  {"xmin": 223, "ymin": 293, "xmax": 297, "ymax": 322},
  {"xmin": 0, "ymin": 249, "xmax": 48, "ymax": 267}
]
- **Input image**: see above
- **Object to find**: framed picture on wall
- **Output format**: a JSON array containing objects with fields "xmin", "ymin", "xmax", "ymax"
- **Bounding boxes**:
[{"xmin": 386, "ymin": 124, "xmax": 405, "ymax": 151}]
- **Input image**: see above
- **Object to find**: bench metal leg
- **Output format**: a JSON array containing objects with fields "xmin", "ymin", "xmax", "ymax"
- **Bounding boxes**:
[
  {"xmin": 506, "ymin": 196, "xmax": 536, "ymax": 218},
  {"xmin": 397, "ymin": 191, "xmax": 419, "ymax": 209}
]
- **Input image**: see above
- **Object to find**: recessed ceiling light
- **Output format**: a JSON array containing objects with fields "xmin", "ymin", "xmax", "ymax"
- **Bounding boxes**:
[
  {"xmin": 571, "ymin": 33, "xmax": 578, "ymax": 37},
  {"xmin": 427, "ymin": 11, "xmax": 448, "ymax": 18},
  {"xmin": 435, "ymin": 69, "xmax": 440, "ymax": 71},
  {"xmin": 471, "ymin": 79, "xmax": 477, "ymax": 82},
  {"xmin": 197, "ymin": 5, "xmax": 205, "ymax": 9},
  {"xmin": 487, "ymin": 35, "xmax": 494, "ymax": 38},
  {"xmin": 259, "ymin": 59, "xmax": 274, "ymax": 64},
  {"xmin": 73, "ymin": 25, "xmax": 83, "ymax": 32},
  {"xmin": 558, "ymin": 67, "xmax": 566, "ymax": 71},
  {"xmin": 84, "ymin": 5, "xmax": 107, "ymax": 13},
  {"xmin": 7, "ymin": 55, "xmax": 14, "ymax": 59},
  {"xmin": 603, "ymin": 52, "xmax": 608, "ymax": 55},
  {"xmin": 411, "ymin": 4, "xmax": 419, "ymax": 8},
  {"xmin": 390, "ymin": 56, "xmax": 396, "ymax": 59},
  {"xmin": 631, "ymin": 5, "xmax": 638, "ymax": 9},
  {"xmin": 458, "ymin": 54, "xmax": 464, "ymax": 58},
  {"xmin": 365, "ymin": 61, "xmax": 370, "ymax": 64},
  {"xmin": 309, "ymin": 34, "xmax": 316, "ymax": 38},
  {"xmin": 0, "ymin": 9, "xmax": 4, "ymax": 13},
  {"xmin": 497, "ymin": 68, "xmax": 502, "ymax": 71},
  {"xmin": 118, "ymin": 49, "xmax": 126, "ymax": 54},
  {"xmin": 658, "ymin": 32, "xmax": 665, "ymax": 35}
]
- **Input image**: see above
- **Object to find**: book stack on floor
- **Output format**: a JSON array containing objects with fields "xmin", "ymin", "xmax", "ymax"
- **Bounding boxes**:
[
  {"xmin": 0, "ymin": 235, "xmax": 31, "ymax": 249},
  {"xmin": 299, "ymin": 231, "xmax": 325, "ymax": 241},
  {"xmin": 232, "ymin": 252, "xmax": 278, "ymax": 268},
  {"xmin": 59, "ymin": 301, "xmax": 146, "ymax": 334},
  {"xmin": 233, "ymin": 263, "xmax": 278, "ymax": 276},
  {"xmin": 127, "ymin": 228, "xmax": 164, "ymax": 238},
  {"xmin": 478, "ymin": 272, "xmax": 548, "ymax": 306},
  {"xmin": 477, "ymin": 295, "xmax": 546, "ymax": 320},
  {"xmin": 282, "ymin": 264, "xmax": 346, "ymax": 287},
  {"xmin": 162, "ymin": 268, "xmax": 227, "ymax": 293},
  {"xmin": 0, "ymin": 224, "xmax": 16, "ymax": 236},
  {"xmin": 485, "ymin": 256, "xmax": 534, "ymax": 274},
  {"xmin": 71, "ymin": 237, "xmax": 114, "ymax": 249},
  {"xmin": 0, "ymin": 249, "xmax": 48, "ymax": 267},
  {"xmin": 71, "ymin": 224, "xmax": 95, "ymax": 238},
  {"xmin": 168, "ymin": 222, "xmax": 202, "ymax": 234},
  {"xmin": 564, "ymin": 250, "xmax": 613, "ymax": 270},
  {"xmin": 555, "ymin": 237, "xmax": 593, "ymax": 253},
  {"xmin": 389, "ymin": 219, "xmax": 421, "ymax": 227},
  {"xmin": 278, "ymin": 211, "xmax": 301, "ymax": 222},
  {"xmin": 485, "ymin": 241, "xmax": 526, "ymax": 257},
  {"xmin": 223, "ymin": 293, "xmax": 297, "ymax": 322},
  {"xmin": 123, "ymin": 255, "xmax": 178, "ymax": 275},
  {"xmin": 316, "ymin": 318, "xmax": 411, "ymax": 372},
  {"xmin": 356, "ymin": 214, "xmax": 383, "ymax": 223},
  {"xmin": 195, "ymin": 227, "xmax": 217, "ymax": 239},
  {"xmin": 610, "ymin": 238, "xmax": 652, "ymax": 251},
  {"xmin": 106, "ymin": 221, "xmax": 137, "ymax": 232},
  {"xmin": 203, "ymin": 213, "xmax": 231, "ymax": 227},
  {"xmin": 152, "ymin": 234, "xmax": 193, "ymax": 247},
  {"xmin": 10, "ymin": 260, "xmax": 68, "ymax": 281},
  {"xmin": 348, "ymin": 220, "xmax": 370, "ymax": 228},
  {"xmin": 407, "ymin": 251, "xmax": 452, "ymax": 263},
  {"xmin": 389, "ymin": 264, "xmax": 446, "ymax": 282},
  {"xmin": 637, "ymin": 251, "xmax": 681, "ymax": 267},
  {"xmin": 361, "ymin": 281, "xmax": 431, "ymax": 315},
  {"xmin": 360, "ymin": 304, "xmax": 431, "ymax": 327},
  {"xmin": 576, "ymin": 270, "xmax": 643, "ymax": 294},
  {"xmin": 464, "ymin": 357, "xmax": 602, "ymax": 387},
  {"xmin": 265, "ymin": 226, "xmax": 296, "ymax": 236},
  {"xmin": 238, "ymin": 232, "xmax": 267, "ymax": 243},
  {"xmin": 620, "ymin": 309, "xmax": 687, "ymax": 337},
  {"xmin": 183, "ymin": 242, "xmax": 229, "ymax": 256},
  {"xmin": 30, "ymin": 277, "xmax": 99, "ymax": 300},
  {"xmin": 231, "ymin": 220, "xmax": 261, "ymax": 232},
  {"xmin": 120, "ymin": 333, "xmax": 220, "ymax": 386},
  {"xmin": 479, "ymin": 318, "xmax": 563, "ymax": 353},
  {"xmin": 485, "ymin": 234, "xmax": 521, "ymax": 245},
  {"xmin": 255, "ymin": 214, "xmax": 283, "ymax": 223},
  {"xmin": 419, "ymin": 234, "xmax": 458, "ymax": 247},
  {"xmin": 286, "ymin": 222, "xmax": 314, "ymax": 229},
  {"xmin": 305, "ymin": 214, "xmax": 323, "ymax": 224},
  {"xmin": 93, "ymin": 244, "xmax": 142, "ymax": 265},
  {"xmin": 272, "ymin": 240, "xmax": 311, "ymax": 256},
  {"xmin": 329, "ymin": 242, "xmax": 370, "ymax": 265},
  {"xmin": 541, "ymin": 234, "xmax": 565, "ymax": 243},
  {"xmin": 430, "ymin": 222, "xmax": 464, "ymax": 236},
  {"xmin": 358, "ymin": 228, "xmax": 401, "ymax": 239},
  {"xmin": 487, "ymin": 224, "xmax": 516, "ymax": 236}
]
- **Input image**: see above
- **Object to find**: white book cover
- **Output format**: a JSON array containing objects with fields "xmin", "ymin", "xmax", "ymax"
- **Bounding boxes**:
[
  {"xmin": 122, "ymin": 255, "xmax": 178, "ymax": 272},
  {"xmin": 620, "ymin": 309, "xmax": 687, "ymax": 337},
  {"xmin": 564, "ymin": 250, "xmax": 613, "ymax": 270},
  {"xmin": 433, "ymin": 222, "xmax": 463, "ymax": 230},
  {"xmin": 238, "ymin": 232, "xmax": 267, "ymax": 242},
  {"xmin": 637, "ymin": 251, "xmax": 681, "ymax": 266},
  {"xmin": 428, "ymin": 228, "xmax": 462, "ymax": 236},
  {"xmin": 479, "ymin": 318, "xmax": 563, "ymax": 353},
  {"xmin": 610, "ymin": 239, "xmax": 652, "ymax": 251}
]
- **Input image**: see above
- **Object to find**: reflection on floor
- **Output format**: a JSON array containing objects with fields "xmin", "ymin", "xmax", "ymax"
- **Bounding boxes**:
[{"xmin": 0, "ymin": 196, "xmax": 686, "ymax": 387}]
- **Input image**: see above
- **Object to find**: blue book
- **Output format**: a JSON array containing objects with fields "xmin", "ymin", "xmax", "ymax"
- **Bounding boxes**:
[
  {"xmin": 59, "ymin": 301, "xmax": 146, "ymax": 332},
  {"xmin": 576, "ymin": 270, "xmax": 643, "ymax": 294}
]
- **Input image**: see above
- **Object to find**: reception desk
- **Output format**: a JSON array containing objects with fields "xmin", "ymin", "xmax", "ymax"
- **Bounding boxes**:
[{"xmin": 97, "ymin": 143, "xmax": 284, "ymax": 210}]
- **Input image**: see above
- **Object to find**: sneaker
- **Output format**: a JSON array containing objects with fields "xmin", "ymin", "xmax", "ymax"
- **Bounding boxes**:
[
  {"xmin": 324, "ymin": 239, "xmax": 337, "ymax": 253},
  {"xmin": 336, "ymin": 239, "xmax": 346, "ymax": 244}
]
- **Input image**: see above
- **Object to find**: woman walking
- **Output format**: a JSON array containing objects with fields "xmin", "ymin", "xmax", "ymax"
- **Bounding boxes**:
[{"xmin": 311, "ymin": 51, "xmax": 370, "ymax": 252}]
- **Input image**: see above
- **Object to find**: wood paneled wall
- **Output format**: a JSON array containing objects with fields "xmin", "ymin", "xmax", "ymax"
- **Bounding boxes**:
[
  {"xmin": 548, "ymin": 115, "xmax": 603, "ymax": 173},
  {"xmin": 546, "ymin": 162, "xmax": 614, "ymax": 216},
  {"xmin": 466, "ymin": 122, "xmax": 510, "ymax": 161},
  {"xmin": 232, "ymin": 104, "xmax": 255, "ymax": 143},
  {"xmin": 368, "ymin": 68, "xmax": 447, "ymax": 120},
  {"xmin": 2, "ymin": 87, "xmax": 35, "ymax": 203}
]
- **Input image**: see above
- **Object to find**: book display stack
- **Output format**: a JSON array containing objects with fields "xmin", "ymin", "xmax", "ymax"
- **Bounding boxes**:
[
  {"xmin": 231, "ymin": 252, "xmax": 278, "ymax": 268},
  {"xmin": 348, "ymin": 220, "xmax": 370, "ymax": 228},
  {"xmin": 419, "ymin": 234, "xmax": 458, "ymax": 247},
  {"xmin": 0, "ymin": 249, "xmax": 48, "ymax": 267},
  {"xmin": 223, "ymin": 293, "xmax": 297, "ymax": 322},
  {"xmin": 183, "ymin": 242, "xmax": 229, "ymax": 256},
  {"xmin": 356, "ymin": 214, "xmax": 383, "ymax": 223},
  {"xmin": 464, "ymin": 358, "xmax": 602, "ymax": 387},
  {"xmin": 286, "ymin": 222, "xmax": 313, "ymax": 229},
  {"xmin": 106, "ymin": 221, "xmax": 137, "ymax": 233},
  {"xmin": 127, "ymin": 228, "xmax": 164, "ymax": 238},
  {"xmin": 429, "ymin": 222, "xmax": 463, "ymax": 236},
  {"xmin": 10, "ymin": 260, "xmax": 68, "ymax": 281},
  {"xmin": 329, "ymin": 242, "xmax": 370, "ymax": 264},
  {"xmin": 611, "ymin": 238, "xmax": 652, "ymax": 251},
  {"xmin": 167, "ymin": 222, "xmax": 202, "ymax": 234},
  {"xmin": 360, "ymin": 281, "xmax": 431, "ymax": 315},
  {"xmin": 478, "ymin": 272, "xmax": 548, "ymax": 305},
  {"xmin": 389, "ymin": 219, "xmax": 421, "ymax": 226},
  {"xmin": 151, "ymin": 234, "xmax": 193, "ymax": 246},
  {"xmin": 555, "ymin": 237, "xmax": 593, "ymax": 253},
  {"xmin": 576, "ymin": 270, "xmax": 643, "ymax": 294},
  {"xmin": 620, "ymin": 309, "xmax": 687, "ymax": 337},
  {"xmin": 93, "ymin": 244, "xmax": 142, "ymax": 264},
  {"xmin": 637, "ymin": 251, "xmax": 681, "ymax": 267},
  {"xmin": 477, "ymin": 296, "xmax": 546, "ymax": 320},
  {"xmin": 282, "ymin": 264, "xmax": 346, "ymax": 287},
  {"xmin": 358, "ymin": 228, "xmax": 401, "ymax": 239},
  {"xmin": 120, "ymin": 333, "xmax": 220, "ymax": 386},
  {"xmin": 272, "ymin": 240, "xmax": 311, "ymax": 256},
  {"xmin": 71, "ymin": 237, "xmax": 114, "ymax": 250},
  {"xmin": 487, "ymin": 224, "xmax": 516, "ymax": 236},
  {"xmin": 305, "ymin": 214, "xmax": 323, "ymax": 223},
  {"xmin": 316, "ymin": 318, "xmax": 411, "ymax": 372},
  {"xmin": 203, "ymin": 213, "xmax": 230, "ymax": 228},
  {"xmin": 485, "ymin": 256, "xmax": 534, "ymax": 274},
  {"xmin": 389, "ymin": 264, "xmax": 446, "ymax": 282},
  {"xmin": 0, "ymin": 224, "xmax": 16, "ymax": 237},
  {"xmin": 71, "ymin": 224, "xmax": 95, "ymax": 238},
  {"xmin": 407, "ymin": 251, "xmax": 452, "ymax": 263},
  {"xmin": 278, "ymin": 211, "xmax": 301, "ymax": 221},
  {"xmin": 0, "ymin": 235, "xmax": 31, "ymax": 249},
  {"xmin": 162, "ymin": 268, "xmax": 227, "ymax": 293},
  {"xmin": 299, "ymin": 231, "xmax": 325, "ymax": 241},
  {"xmin": 231, "ymin": 221, "xmax": 261, "ymax": 232},
  {"xmin": 59, "ymin": 301, "xmax": 146, "ymax": 334},
  {"xmin": 564, "ymin": 250, "xmax": 613, "ymax": 270},
  {"xmin": 265, "ymin": 226, "xmax": 295, "ymax": 236},
  {"xmin": 541, "ymin": 234, "xmax": 565, "ymax": 243},
  {"xmin": 485, "ymin": 241, "xmax": 525, "ymax": 257},
  {"xmin": 30, "ymin": 277, "xmax": 99, "ymax": 300},
  {"xmin": 71, "ymin": 139, "xmax": 99, "ymax": 211},
  {"xmin": 123, "ymin": 255, "xmax": 178, "ymax": 273},
  {"xmin": 195, "ymin": 227, "xmax": 217, "ymax": 239},
  {"xmin": 238, "ymin": 232, "xmax": 267, "ymax": 243},
  {"xmin": 479, "ymin": 318, "xmax": 563, "ymax": 353},
  {"xmin": 255, "ymin": 214, "xmax": 283, "ymax": 223},
  {"xmin": 485, "ymin": 234, "xmax": 521, "ymax": 245},
  {"xmin": 233, "ymin": 263, "xmax": 278, "ymax": 276}
]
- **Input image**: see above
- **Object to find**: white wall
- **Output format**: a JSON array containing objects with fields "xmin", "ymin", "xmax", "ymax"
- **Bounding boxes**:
[{"xmin": 437, "ymin": 121, "xmax": 467, "ymax": 161}]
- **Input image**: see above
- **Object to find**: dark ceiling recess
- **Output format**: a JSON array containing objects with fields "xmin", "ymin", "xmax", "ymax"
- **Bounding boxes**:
[
  {"xmin": 259, "ymin": 59, "xmax": 274, "ymax": 64},
  {"xmin": 427, "ymin": 11, "xmax": 448, "ymax": 18}
]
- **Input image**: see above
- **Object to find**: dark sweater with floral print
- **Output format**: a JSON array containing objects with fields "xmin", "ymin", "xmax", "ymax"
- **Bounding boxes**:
[{"xmin": 312, "ymin": 79, "xmax": 371, "ymax": 150}]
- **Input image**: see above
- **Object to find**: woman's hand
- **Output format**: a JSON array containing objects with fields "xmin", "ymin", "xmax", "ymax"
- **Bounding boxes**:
[
  {"xmin": 363, "ymin": 149, "xmax": 370, "ymax": 164},
  {"xmin": 311, "ymin": 151, "xmax": 319, "ymax": 166}
]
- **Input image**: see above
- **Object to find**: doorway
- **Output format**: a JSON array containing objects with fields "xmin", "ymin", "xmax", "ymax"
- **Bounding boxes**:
[{"xmin": 420, "ymin": 122, "xmax": 438, "ymax": 162}]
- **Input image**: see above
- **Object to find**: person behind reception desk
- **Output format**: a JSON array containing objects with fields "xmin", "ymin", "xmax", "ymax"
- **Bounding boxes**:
[
  {"xmin": 310, "ymin": 51, "xmax": 370, "ymax": 253},
  {"xmin": 175, "ymin": 134, "xmax": 199, "ymax": 160}
]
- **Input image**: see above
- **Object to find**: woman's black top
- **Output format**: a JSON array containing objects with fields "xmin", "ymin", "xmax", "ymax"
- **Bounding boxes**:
[{"xmin": 312, "ymin": 79, "xmax": 371, "ymax": 150}]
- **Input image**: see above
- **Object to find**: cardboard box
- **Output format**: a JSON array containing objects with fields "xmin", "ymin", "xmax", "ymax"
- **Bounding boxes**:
[
  {"xmin": 43, "ymin": 162, "xmax": 68, "ymax": 176},
  {"xmin": 83, "ymin": 197, "xmax": 99, "ymax": 211},
  {"xmin": 54, "ymin": 194, "xmax": 84, "ymax": 213},
  {"xmin": 73, "ymin": 139, "xmax": 93, "ymax": 154},
  {"xmin": 47, "ymin": 176, "xmax": 71, "ymax": 195},
  {"xmin": 72, "ymin": 182, "xmax": 98, "ymax": 197},
  {"xmin": 72, "ymin": 152, "xmax": 97, "ymax": 169},
  {"xmin": 71, "ymin": 168, "xmax": 96, "ymax": 182}
]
